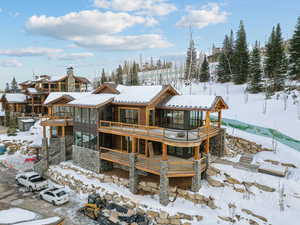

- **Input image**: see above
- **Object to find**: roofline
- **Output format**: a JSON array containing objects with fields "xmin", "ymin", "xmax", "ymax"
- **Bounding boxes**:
[
  {"xmin": 67, "ymin": 98, "xmax": 114, "ymax": 108},
  {"xmin": 44, "ymin": 95, "xmax": 75, "ymax": 106},
  {"xmin": 148, "ymin": 84, "xmax": 179, "ymax": 106}
]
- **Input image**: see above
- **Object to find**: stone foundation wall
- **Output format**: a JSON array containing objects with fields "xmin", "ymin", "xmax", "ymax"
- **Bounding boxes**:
[
  {"xmin": 48, "ymin": 164, "xmax": 206, "ymax": 225},
  {"xmin": 72, "ymin": 145, "xmax": 100, "ymax": 173}
]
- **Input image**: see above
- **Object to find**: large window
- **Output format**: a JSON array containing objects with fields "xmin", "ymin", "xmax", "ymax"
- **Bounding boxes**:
[
  {"xmin": 82, "ymin": 108, "xmax": 89, "ymax": 124},
  {"xmin": 159, "ymin": 109, "xmax": 202, "ymax": 130},
  {"xmin": 120, "ymin": 108, "xmax": 139, "ymax": 124},
  {"xmin": 90, "ymin": 108, "xmax": 97, "ymax": 124},
  {"xmin": 74, "ymin": 131, "xmax": 97, "ymax": 150},
  {"xmin": 74, "ymin": 107, "xmax": 81, "ymax": 122},
  {"xmin": 53, "ymin": 106, "xmax": 74, "ymax": 117}
]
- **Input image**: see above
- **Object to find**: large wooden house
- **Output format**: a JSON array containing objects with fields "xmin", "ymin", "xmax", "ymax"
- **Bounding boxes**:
[
  {"xmin": 40, "ymin": 83, "xmax": 228, "ymax": 205},
  {"xmin": 1, "ymin": 67, "xmax": 90, "ymax": 115}
]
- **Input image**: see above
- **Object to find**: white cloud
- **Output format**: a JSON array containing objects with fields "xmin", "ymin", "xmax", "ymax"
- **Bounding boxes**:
[
  {"xmin": 48, "ymin": 52, "xmax": 94, "ymax": 61},
  {"xmin": 26, "ymin": 10, "xmax": 171, "ymax": 51},
  {"xmin": 26, "ymin": 10, "xmax": 156, "ymax": 39},
  {"xmin": 93, "ymin": 0, "xmax": 176, "ymax": 16},
  {"xmin": 0, "ymin": 59, "xmax": 23, "ymax": 68},
  {"xmin": 176, "ymin": 3, "xmax": 229, "ymax": 29},
  {"xmin": 71, "ymin": 34, "xmax": 172, "ymax": 50},
  {"xmin": 0, "ymin": 47, "xmax": 63, "ymax": 57}
]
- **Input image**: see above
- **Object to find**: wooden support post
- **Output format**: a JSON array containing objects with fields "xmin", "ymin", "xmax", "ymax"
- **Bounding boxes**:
[
  {"xmin": 205, "ymin": 111, "xmax": 211, "ymax": 128},
  {"xmin": 218, "ymin": 110, "xmax": 222, "ymax": 128},
  {"xmin": 31, "ymin": 96, "xmax": 34, "ymax": 114},
  {"xmin": 194, "ymin": 145, "xmax": 200, "ymax": 160},
  {"xmin": 132, "ymin": 137, "xmax": 136, "ymax": 153},
  {"xmin": 43, "ymin": 126, "xmax": 46, "ymax": 138},
  {"xmin": 62, "ymin": 126, "xmax": 65, "ymax": 137},
  {"xmin": 162, "ymin": 143, "xmax": 168, "ymax": 161},
  {"xmin": 145, "ymin": 108, "xmax": 149, "ymax": 126},
  {"xmin": 49, "ymin": 127, "xmax": 53, "ymax": 138},
  {"xmin": 145, "ymin": 140, "xmax": 149, "ymax": 157},
  {"xmin": 205, "ymin": 138, "xmax": 210, "ymax": 154}
]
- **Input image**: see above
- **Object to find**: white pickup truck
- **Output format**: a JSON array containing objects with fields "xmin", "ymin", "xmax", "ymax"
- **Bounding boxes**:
[{"xmin": 16, "ymin": 171, "xmax": 48, "ymax": 191}]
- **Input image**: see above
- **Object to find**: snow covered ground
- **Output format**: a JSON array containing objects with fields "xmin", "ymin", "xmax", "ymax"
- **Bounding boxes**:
[
  {"xmin": 180, "ymin": 82, "xmax": 300, "ymax": 141},
  {"xmin": 0, "ymin": 82, "xmax": 299, "ymax": 224}
]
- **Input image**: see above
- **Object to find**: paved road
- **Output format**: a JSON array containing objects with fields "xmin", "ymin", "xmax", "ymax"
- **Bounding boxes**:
[{"xmin": 0, "ymin": 165, "xmax": 98, "ymax": 225}]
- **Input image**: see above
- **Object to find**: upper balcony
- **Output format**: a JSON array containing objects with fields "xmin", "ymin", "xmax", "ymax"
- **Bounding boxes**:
[
  {"xmin": 98, "ymin": 120, "xmax": 220, "ymax": 146},
  {"xmin": 41, "ymin": 112, "xmax": 73, "ymax": 127}
]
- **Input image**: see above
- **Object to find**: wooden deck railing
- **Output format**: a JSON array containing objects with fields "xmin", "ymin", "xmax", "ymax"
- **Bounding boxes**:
[
  {"xmin": 99, "ymin": 120, "xmax": 218, "ymax": 142},
  {"xmin": 99, "ymin": 146, "xmax": 207, "ymax": 176}
]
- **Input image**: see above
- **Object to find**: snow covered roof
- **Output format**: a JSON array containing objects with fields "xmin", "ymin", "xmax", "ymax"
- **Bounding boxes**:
[
  {"xmin": 113, "ymin": 85, "xmax": 164, "ymax": 104},
  {"xmin": 68, "ymin": 94, "xmax": 115, "ymax": 107},
  {"xmin": 27, "ymin": 88, "xmax": 39, "ymax": 94},
  {"xmin": 5, "ymin": 93, "xmax": 27, "ymax": 103},
  {"xmin": 44, "ymin": 92, "xmax": 91, "ymax": 105},
  {"xmin": 48, "ymin": 75, "xmax": 67, "ymax": 82},
  {"xmin": 161, "ymin": 95, "xmax": 218, "ymax": 110}
]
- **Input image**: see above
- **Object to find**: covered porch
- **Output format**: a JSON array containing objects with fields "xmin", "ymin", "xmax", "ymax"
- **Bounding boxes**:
[{"xmin": 99, "ymin": 147, "xmax": 207, "ymax": 177}]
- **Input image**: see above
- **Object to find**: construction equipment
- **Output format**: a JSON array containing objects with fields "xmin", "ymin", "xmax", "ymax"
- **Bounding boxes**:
[{"xmin": 78, "ymin": 193, "xmax": 107, "ymax": 220}]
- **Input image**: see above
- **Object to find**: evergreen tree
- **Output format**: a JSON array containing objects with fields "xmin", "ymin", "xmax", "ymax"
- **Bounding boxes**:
[
  {"xmin": 232, "ymin": 21, "xmax": 249, "ymax": 84},
  {"xmin": 157, "ymin": 59, "xmax": 162, "ymax": 69},
  {"xmin": 11, "ymin": 77, "xmax": 18, "ymax": 93},
  {"xmin": 101, "ymin": 68, "xmax": 107, "ymax": 84},
  {"xmin": 184, "ymin": 38, "xmax": 197, "ymax": 80},
  {"xmin": 132, "ymin": 62, "xmax": 139, "ymax": 85},
  {"xmin": 289, "ymin": 16, "xmax": 300, "ymax": 80},
  {"xmin": 247, "ymin": 41, "xmax": 263, "ymax": 93},
  {"xmin": 264, "ymin": 24, "xmax": 286, "ymax": 91},
  {"xmin": 5, "ymin": 83, "xmax": 10, "ymax": 93},
  {"xmin": 217, "ymin": 34, "xmax": 234, "ymax": 83},
  {"xmin": 199, "ymin": 55, "xmax": 210, "ymax": 82},
  {"xmin": 116, "ymin": 65, "xmax": 123, "ymax": 84}
]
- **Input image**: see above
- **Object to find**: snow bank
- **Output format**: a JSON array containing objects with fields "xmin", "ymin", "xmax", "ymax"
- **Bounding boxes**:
[{"xmin": 0, "ymin": 208, "xmax": 37, "ymax": 223}]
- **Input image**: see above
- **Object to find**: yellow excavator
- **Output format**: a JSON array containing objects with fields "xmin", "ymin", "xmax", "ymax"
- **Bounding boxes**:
[{"xmin": 79, "ymin": 193, "xmax": 106, "ymax": 220}]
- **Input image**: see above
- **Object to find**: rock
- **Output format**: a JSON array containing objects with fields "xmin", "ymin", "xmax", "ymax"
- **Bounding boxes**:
[
  {"xmin": 218, "ymin": 216, "xmax": 235, "ymax": 223},
  {"xmin": 160, "ymin": 211, "xmax": 169, "ymax": 219},
  {"xmin": 228, "ymin": 203, "xmax": 236, "ymax": 209},
  {"xmin": 249, "ymin": 219, "xmax": 259, "ymax": 225},
  {"xmin": 177, "ymin": 213, "xmax": 192, "ymax": 220},
  {"xmin": 233, "ymin": 187, "xmax": 246, "ymax": 193},
  {"xmin": 253, "ymin": 182, "xmax": 275, "ymax": 192},
  {"xmin": 195, "ymin": 215, "xmax": 203, "ymax": 221},
  {"xmin": 206, "ymin": 166, "xmax": 221, "ymax": 176},
  {"xmin": 242, "ymin": 209, "xmax": 268, "ymax": 222},
  {"xmin": 147, "ymin": 210, "xmax": 159, "ymax": 218},
  {"xmin": 207, "ymin": 199, "xmax": 218, "ymax": 210},
  {"xmin": 264, "ymin": 159, "xmax": 280, "ymax": 165},
  {"xmin": 207, "ymin": 176, "xmax": 224, "ymax": 187},
  {"xmin": 281, "ymin": 162, "xmax": 297, "ymax": 168}
]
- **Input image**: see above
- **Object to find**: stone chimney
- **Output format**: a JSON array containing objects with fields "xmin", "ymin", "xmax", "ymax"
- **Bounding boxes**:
[{"xmin": 67, "ymin": 67, "xmax": 74, "ymax": 77}]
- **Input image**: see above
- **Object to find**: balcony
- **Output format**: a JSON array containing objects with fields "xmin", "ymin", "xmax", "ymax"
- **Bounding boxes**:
[
  {"xmin": 99, "ymin": 147, "xmax": 207, "ymax": 177},
  {"xmin": 41, "ymin": 112, "xmax": 73, "ymax": 127},
  {"xmin": 98, "ymin": 120, "xmax": 220, "ymax": 146}
]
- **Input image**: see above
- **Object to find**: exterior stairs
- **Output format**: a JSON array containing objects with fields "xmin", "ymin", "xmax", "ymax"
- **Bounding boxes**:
[{"xmin": 234, "ymin": 154, "xmax": 259, "ymax": 172}]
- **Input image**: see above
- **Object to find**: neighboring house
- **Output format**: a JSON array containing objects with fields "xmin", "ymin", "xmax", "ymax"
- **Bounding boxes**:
[
  {"xmin": 38, "ymin": 83, "xmax": 228, "ymax": 205},
  {"xmin": 0, "ymin": 93, "xmax": 27, "ymax": 114},
  {"xmin": 17, "ymin": 67, "xmax": 90, "ymax": 115}
]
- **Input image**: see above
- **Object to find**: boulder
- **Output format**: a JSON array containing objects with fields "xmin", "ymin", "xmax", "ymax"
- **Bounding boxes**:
[{"xmin": 207, "ymin": 176, "xmax": 224, "ymax": 187}]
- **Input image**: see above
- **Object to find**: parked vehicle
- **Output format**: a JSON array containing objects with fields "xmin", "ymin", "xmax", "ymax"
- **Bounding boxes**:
[
  {"xmin": 16, "ymin": 171, "xmax": 48, "ymax": 191},
  {"xmin": 39, "ymin": 187, "xmax": 69, "ymax": 206}
]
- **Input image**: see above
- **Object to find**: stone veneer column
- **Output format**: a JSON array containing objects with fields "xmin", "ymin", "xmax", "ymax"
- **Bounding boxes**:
[
  {"xmin": 191, "ymin": 160, "xmax": 201, "ymax": 192},
  {"xmin": 219, "ymin": 128, "xmax": 226, "ymax": 157},
  {"xmin": 129, "ymin": 153, "xmax": 138, "ymax": 194},
  {"xmin": 159, "ymin": 161, "xmax": 169, "ymax": 206},
  {"xmin": 42, "ymin": 138, "xmax": 49, "ymax": 168}
]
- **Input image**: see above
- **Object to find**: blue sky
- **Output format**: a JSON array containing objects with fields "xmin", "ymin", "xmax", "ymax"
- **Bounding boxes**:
[{"xmin": 0, "ymin": 0, "xmax": 299, "ymax": 88}]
